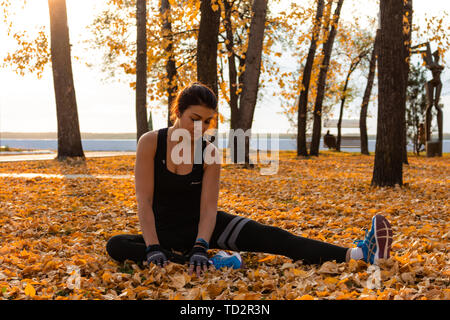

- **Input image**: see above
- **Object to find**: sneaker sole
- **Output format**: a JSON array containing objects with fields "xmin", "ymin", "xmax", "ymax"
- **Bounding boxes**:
[{"xmin": 374, "ymin": 214, "xmax": 393, "ymax": 263}]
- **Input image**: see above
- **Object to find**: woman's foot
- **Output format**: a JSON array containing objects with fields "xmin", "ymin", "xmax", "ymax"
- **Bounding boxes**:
[{"xmin": 353, "ymin": 214, "xmax": 393, "ymax": 264}]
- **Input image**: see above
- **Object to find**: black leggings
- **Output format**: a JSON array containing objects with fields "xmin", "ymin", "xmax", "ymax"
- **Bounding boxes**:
[{"xmin": 106, "ymin": 211, "xmax": 348, "ymax": 265}]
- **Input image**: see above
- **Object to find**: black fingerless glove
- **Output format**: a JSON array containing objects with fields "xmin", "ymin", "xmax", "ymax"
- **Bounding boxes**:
[
  {"xmin": 188, "ymin": 246, "xmax": 210, "ymax": 268},
  {"xmin": 188, "ymin": 238, "xmax": 210, "ymax": 268},
  {"xmin": 145, "ymin": 244, "xmax": 168, "ymax": 267}
]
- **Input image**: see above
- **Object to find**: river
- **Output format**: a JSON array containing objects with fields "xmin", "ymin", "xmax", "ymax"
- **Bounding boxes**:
[{"xmin": 2, "ymin": 138, "xmax": 449, "ymax": 153}]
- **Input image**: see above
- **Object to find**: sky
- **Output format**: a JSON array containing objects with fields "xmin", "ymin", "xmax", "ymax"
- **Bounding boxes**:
[{"xmin": 0, "ymin": 0, "xmax": 449, "ymax": 135}]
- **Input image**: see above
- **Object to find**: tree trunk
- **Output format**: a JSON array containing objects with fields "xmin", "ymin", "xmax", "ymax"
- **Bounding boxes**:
[
  {"xmin": 136, "ymin": 0, "xmax": 148, "ymax": 143},
  {"xmin": 48, "ymin": 0, "xmax": 84, "ymax": 160},
  {"xmin": 336, "ymin": 51, "xmax": 365, "ymax": 152},
  {"xmin": 224, "ymin": 0, "xmax": 241, "ymax": 163},
  {"xmin": 360, "ymin": 30, "xmax": 379, "ymax": 155},
  {"xmin": 160, "ymin": 0, "xmax": 178, "ymax": 127},
  {"xmin": 371, "ymin": 0, "xmax": 406, "ymax": 187},
  {"xmin": 297, "ymin": 0, "xmax": 325, "ymax": 157},
  {"xmin": 236, "ymin": 0, "xmax": 268, "ymax": 166},
  {"xmin": 309, "ymin": 0, "xmax": 344, "ymax": 156},
  {"xmin": 148, "ymin": 109, "xmax": 153, "ymax": 131},
  {"xmin": 197, "ymin": 0, "xmax": 221, "ymax": 130},
  {"xmin": 402, "ymin": 0, "xmax": 412, "ymax": 164},
  {"xmin": 336, "ymin": 70, "xmax": 351, "ymax": 152},
  {"xmin": 224, "ymin": 0, "xmax": 240, "ymax": 131}
]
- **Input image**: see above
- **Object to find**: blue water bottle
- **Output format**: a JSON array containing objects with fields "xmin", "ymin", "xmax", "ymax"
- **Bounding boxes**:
[{"xmin": 209, "ymin": 251, "xmax": 242, "ymax": 269}]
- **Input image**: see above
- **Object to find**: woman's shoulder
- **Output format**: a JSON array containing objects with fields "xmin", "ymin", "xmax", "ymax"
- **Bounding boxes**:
[
  {"xmin": 139, "ymin": 130, "xmax": 158, "ymax": 144},
  {"xmin": 136, "ymin": 130, "xmax": 160, "ymax": 157}
]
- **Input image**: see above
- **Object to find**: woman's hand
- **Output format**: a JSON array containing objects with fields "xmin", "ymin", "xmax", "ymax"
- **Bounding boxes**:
[
  {"xmin": 146, "ymin": 244, "xmax": 168, "ymax": 267},
  {"xmin": 188, "ymin": 246, "xmax": 210, "ymax": 277}
]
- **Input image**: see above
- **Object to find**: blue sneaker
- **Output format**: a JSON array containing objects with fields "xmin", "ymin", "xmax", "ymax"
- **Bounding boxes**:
[
  {"xmin": 353, "ymin": 214, "xmax": 393, "ymax": 264},
  {"xmin": 209, "ymin": 251, "xmax": 242, "ymax": 269}
]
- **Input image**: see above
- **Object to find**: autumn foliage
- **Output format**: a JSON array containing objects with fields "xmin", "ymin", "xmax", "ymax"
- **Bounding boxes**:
[{"xmin": 0, "ymin": 151, "xmax": 448, "ymax": 300}]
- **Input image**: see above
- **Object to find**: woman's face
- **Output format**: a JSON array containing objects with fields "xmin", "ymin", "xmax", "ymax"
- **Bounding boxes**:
[{"xmin": 177, "ymin": 105, "xmax": 216, "ymax": 140}]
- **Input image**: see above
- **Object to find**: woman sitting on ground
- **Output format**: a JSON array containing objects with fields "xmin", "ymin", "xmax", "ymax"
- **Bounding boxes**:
[{"xmin": 106, "ymin": 82, "xmax": 393, "ymax": 277}]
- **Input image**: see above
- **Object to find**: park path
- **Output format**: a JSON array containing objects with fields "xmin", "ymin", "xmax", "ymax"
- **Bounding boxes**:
[
  {"xmin": 0, "ymin": 151, "xmax": 135, "ymax": 163},
  {"xmin": 0, "ymin": 151, "xmax": 135, "ymax": 179},
  {"xmin": 0, "ymin": 173, "xmax": 133, "ymax": 179}
]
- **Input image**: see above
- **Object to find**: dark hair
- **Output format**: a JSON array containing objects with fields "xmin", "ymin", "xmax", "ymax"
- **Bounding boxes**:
[{"xmin": 169, "ymin": 82, "xmax": 218, "ymax": 124}]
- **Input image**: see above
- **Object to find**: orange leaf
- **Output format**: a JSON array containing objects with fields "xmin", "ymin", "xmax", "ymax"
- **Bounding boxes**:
[
  {"xmin": 258, "ymin": 255, "xmax": 275, "ymax": 263},
  {"xmin": 102, "ymin": 272, "xmax": 112, "ymax": 283},
  {"xmin": 324, "ymin": 277, "xmax": 339, "ymax": 285}
]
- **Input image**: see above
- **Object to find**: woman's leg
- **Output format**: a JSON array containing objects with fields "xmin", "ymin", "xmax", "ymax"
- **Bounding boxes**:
[
  {"xmin": 106, "ymin": 234, "xmax": 146, "ymax": 263},
  {"xmin": 210, "ymin": 211, "xmax": 348, "ymax": 265},
  {"xmin": 106, "ymin": 234, "xmax": 189, "ymax": 264}
]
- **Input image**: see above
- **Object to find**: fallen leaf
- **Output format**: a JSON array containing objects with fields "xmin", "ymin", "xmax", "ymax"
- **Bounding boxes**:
[
  {"xmin": 318, "ymin": 261, "xmax": 339, "ymax": 274},
  {"xmin": 24, "ymin": 283, "xmax": 36, "ymax": 298},
  {"xmin": 258, "ymin": 255, "xmax": 275, "ymax": 263}
]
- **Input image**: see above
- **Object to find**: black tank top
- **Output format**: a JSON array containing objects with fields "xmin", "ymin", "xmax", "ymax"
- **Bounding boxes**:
[{"xmin": 152, "ymin": 127, "xmax": 207, "ymax": 252}]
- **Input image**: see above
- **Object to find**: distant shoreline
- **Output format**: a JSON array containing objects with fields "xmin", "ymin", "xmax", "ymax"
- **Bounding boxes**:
[
  {"xmin": 1, "ymin": 132, "xmax": 139, "ymax": 140},
  {"xmin": 1, "ymin": 132, "xmax": 372, "ymax": 140},
  {"xmin": 2, "ymin": 132, "xmax": 450, "ymax": 140}
]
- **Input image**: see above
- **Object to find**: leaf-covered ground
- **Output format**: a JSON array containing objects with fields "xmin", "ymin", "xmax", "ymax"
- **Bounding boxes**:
[{"xmin": 0, "ymin": 151, "xmax": 448, "ymax": 300}]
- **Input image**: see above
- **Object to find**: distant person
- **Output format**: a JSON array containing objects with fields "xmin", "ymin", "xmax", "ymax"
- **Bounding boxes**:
[
  {"xmin": 106, "ymin": 82, "xmax": 393, "ymax": 277},
  {"xmin": 324, "ymin": 130, "xmax": 337, "ymax": 150}
]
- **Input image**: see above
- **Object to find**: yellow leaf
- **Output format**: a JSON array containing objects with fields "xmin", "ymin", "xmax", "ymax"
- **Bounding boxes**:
[
  {"xmin": 297, "ymin": 294, "xmax": 314, "ymax": 300},
  {"xmin": 24, "ymin": 283, "xmax": 36, "ymax": 297}
]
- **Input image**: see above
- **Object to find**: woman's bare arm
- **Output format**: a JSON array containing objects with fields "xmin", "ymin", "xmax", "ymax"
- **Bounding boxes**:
[
  {"xmin": 134, "ymin": 131, "xmax": 160, "ymax": 247},
  {"xmin": 196, "ymin": 142, "xmax": 221, "ymax": 244}
]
